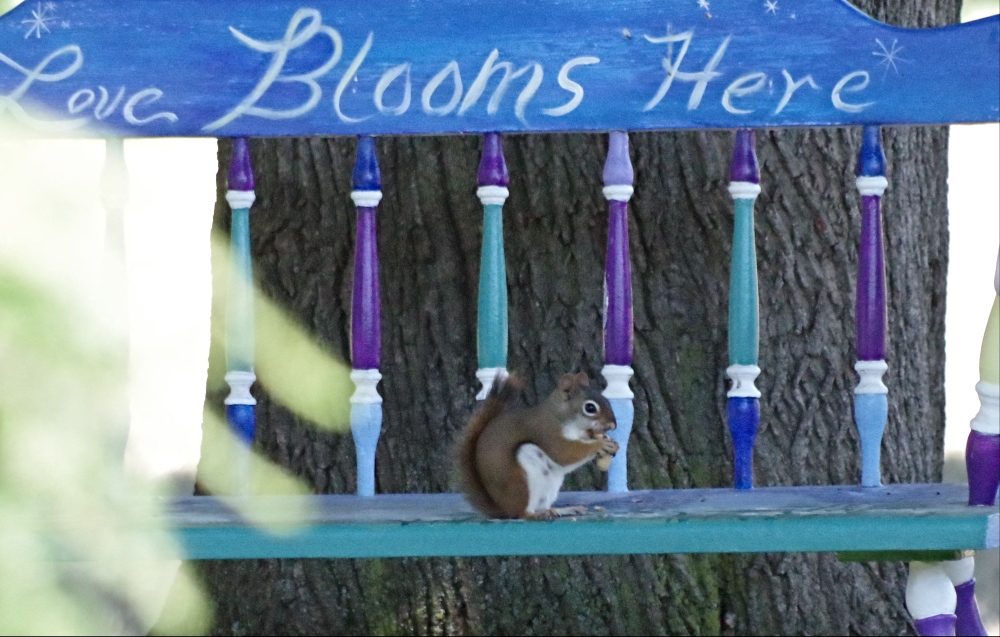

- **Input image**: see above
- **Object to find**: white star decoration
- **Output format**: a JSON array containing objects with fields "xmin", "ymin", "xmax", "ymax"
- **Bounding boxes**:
[
  {"xmin": 764, "ymin": 1, "xmax": 778, "ymax": 14},
  {"xmin": 873, "ymin": 38, "xmax": 909, "ymax": 77},
  {"xmin": 21, "ymin": 2, "xmax": 57, "ymax": 39},
  {"xmin": 698, "ymin": 0, "xmax": 711, "ymax": 11}
]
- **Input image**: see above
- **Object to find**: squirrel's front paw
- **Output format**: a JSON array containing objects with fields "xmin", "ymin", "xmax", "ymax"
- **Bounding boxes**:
[{"xmin": 598, "ymin": 435, "xmax": 619, "ymax": 456}]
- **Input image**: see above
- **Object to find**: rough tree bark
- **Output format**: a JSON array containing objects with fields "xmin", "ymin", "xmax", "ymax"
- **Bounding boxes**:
[{"xmin": 191, "ymin": 1, "xmax": 959, "ymax": 634}]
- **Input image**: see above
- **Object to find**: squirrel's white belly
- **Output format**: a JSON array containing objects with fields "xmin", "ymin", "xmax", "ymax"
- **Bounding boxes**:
[{"xmin": 516, "ymin": 444, "xmax": 590, "ymax": 513}]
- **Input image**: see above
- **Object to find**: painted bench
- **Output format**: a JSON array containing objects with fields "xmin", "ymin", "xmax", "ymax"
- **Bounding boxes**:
[{"xmin": 2, "ymin": 0, "xmax": 998, "ymax": 634}]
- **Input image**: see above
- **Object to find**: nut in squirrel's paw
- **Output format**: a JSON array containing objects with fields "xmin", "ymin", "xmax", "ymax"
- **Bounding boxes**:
[
  {"xmin": 596, "ymin": 452, "xmax": 613, "ymax": 472},
  {"xmin": 590, "ymin": 431, "xmax": 618, "ymax": 472}
]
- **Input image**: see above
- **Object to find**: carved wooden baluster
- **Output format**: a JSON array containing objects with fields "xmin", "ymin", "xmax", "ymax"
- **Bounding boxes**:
[
  {"xmin": 853, "ymin": 125, "xmax": 890, "ymax": 487},
  {"xmin": 101, "ymin": 138, "xmax": 129, "ymax": 268},
  {"xmin": 224, "ymin": 138, "xmax": 258, "ymax": 476},
  {"xmin": 907, "ymin": 561, "xmax": 958, "ymax": 636},
  {"xmin": 100, "ymin": 138, "xmax": 131, "ymax": 484},
  {"xmin": 350, "ymin": 135, "xmax": 384, "ymax": 497},
  {"xmin": 475, "ymin": 133, "xmax": 510, "ymax": 399},
  {"xmin": 727, "ymin": 129, "xmax": 762, "ymax": 490},
  {"xmin": 601, "ymin": 130, "xmax": 635, "ymax": 493},
  {"xmin": 944, "ymin": 555, "xmax": 988, "ymax": 636},
  {"xmin": 966, "ymin": 250, "xmax": 999, "ymax": 506},
  {"xmin": 100, "ymin": 137, "xmax": 129, "ymax": 334}
]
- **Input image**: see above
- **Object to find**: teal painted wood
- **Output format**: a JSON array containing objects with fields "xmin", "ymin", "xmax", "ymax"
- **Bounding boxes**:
[
  {"xmin": 224, "ymin": 140, "xmax": 257, "ymax": 448},
  {"xmin": 478, "ymin": 203, "xmax": 507, "ymax": 369},
  {"xmin": 0, "ymin": 1, "xmax": 996, "ymax": 138},
  {"xmin": 165, "ymin": 484, "xmax": 999, "ymax": 560},
  {"xmin": 226, "ymin": 207, "xmax": 254, "ymax": 373},
  {"xmin": 729, "ymin": 197, "xmax": 759, "ymax": 366}
]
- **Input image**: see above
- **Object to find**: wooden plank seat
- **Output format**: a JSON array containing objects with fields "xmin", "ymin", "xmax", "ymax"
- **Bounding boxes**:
[{"xmin": 168, "ymin": 484, "xmax": 998, "ymax": 560}]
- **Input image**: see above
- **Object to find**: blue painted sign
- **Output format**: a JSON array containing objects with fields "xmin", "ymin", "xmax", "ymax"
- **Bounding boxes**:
[{"xmin": 1, "ymin": 0, "xmax": 997, "ymax": 137}]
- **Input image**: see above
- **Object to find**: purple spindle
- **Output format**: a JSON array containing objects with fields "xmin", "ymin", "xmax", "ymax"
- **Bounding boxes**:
[
  {"xmin": 729, "ymin": 131, "xmax": 760, "ymax": 184},
  {"xmin": 478, "ymin": 133, "xmax": 509, "ymax": 187},
  {"xmin": 966, "ymin": 252, "xmax": 999, "ymax": 506},
  {"xmin": 351, "ymin": 136, "xmax": 382, "ymax": 370},
  {"xmin": 853, "ymin": 125, "xmax": 890, "ymax": 487},
  {"xmin": 856, "ymin": 127, "xmax": 888, "ymax": 360},
  {"xmin": 350, "ymin": 136, "xmax": 384, "ymax": 497},
  {"xmin": 967, "ymin": 427, "xmax": 1000, "ymax": 506},
  {"xmin": 603, "ymin": 131, "xmax": 634, "ymax": 366},
  {"xmin": 229, "ymin": 137, "xmax": 255, "ymax": 191},
  {"xmin": 943, "ymin": 557, "xmax": 988, "ymax": 637},
  {"xmin": 601, "ymin": 131, "xmax": 636, "ymax": 493}
]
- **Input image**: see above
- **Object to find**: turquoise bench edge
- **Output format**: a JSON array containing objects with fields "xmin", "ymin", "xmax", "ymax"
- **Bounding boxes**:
[
  {"xmin": 175, "ymin": 514, "xmax": 998, "ymax": 560},
  {"xmin": 169, "ymin": 484, "xmax": 1000, "ymax": 560}
]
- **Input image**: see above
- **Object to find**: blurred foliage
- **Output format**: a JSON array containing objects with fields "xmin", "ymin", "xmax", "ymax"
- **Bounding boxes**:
[
  {"xmin": 0, "ymin": 262, "xmax": 209, "ymax": 634},
  {"xmin": 0, "ymin": 128, "xmax": 354, "ymax": 632},
  {"xmin": 207, "ymin": 231, "xmax": 353, "ymax": 434}
]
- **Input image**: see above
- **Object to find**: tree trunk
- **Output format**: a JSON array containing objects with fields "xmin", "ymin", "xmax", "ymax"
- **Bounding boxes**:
[{"xmin": 189, "ymin": 1, "xmax": 959, "ymax": 634}]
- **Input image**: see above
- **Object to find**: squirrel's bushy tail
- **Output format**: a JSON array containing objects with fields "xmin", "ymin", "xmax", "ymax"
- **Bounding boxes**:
[{"xmin": 457, "ymin": 373, "xmax": 523, "ymax": 517}]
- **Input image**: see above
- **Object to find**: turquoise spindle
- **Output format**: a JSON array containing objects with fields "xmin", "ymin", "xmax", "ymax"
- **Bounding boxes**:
[
  {"xmin": 853, "ymin": 126, "xmax": 889, "ymax": 487},
  {"xmin": 475, "ymin": 133, "xmax": 510, "ymax": 399},
  {"xmin": 224, "ymin": 138, "xmax": 258, "ymax": 454},
  {"xmin": 727, "ymin": 129, "xmax": 762, "ymax": 490},
  {"xmin": 601, "ymin": 130, "xmax": 635, "ymax": 493},
  {"xmin": 350, "ymin": 136, "xmax": 383, "ymax": 497}
]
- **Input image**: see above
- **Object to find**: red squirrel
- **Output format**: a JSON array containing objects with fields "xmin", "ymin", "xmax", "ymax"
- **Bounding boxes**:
[{"xmin": 457, "ymin": 372, "xmax": 619, "ymax": 519}]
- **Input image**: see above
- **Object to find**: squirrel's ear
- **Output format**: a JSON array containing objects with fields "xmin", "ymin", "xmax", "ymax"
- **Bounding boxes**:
[
  {"xmin": 574, "ymin": 372, "xmax": 590, "ymax": 387},
  {"xmin": 559, "ymin": 374, "xmax": 576, "ymax": 392}
]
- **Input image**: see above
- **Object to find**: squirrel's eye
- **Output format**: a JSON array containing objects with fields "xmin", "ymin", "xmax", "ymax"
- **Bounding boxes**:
[{"xmin": 582, "ymin": 400, "xmax": 600, "ymax": 417}]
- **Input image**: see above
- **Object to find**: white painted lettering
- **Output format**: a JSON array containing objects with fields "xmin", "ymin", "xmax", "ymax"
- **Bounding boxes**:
[
  {"xmin": 774, "ymin": 70, "xmax": 818, "ymax": 114},
  {"xmin": 374, "ymin": 63, "xmax": 412, "ymax": 115},
  {"xmin": 334, "ymin": 32, "xmax": 374, "ymax": 123},
  {"xmin": 511, "ymin": 64, "xmax": 543, "ymax": 125},
  {"xmin": 203, "ymin": 9, "xmax": 343, "ymax": 132},
  {"xmin": 644, "ymin": 30, "xmax": 730, "ymax": 111},
  {"xmin": 422, "ymin": 61, "xmax": 463, "ymax": 115},
  {"xmin": 123, "ymin": 88, "xmax": 178, "ymax": 125},
  {"xmin": 543, "ymin": 56, "xmax": 600, "ymax": 117},
  {"xmin": 831, "ymin": 70, "xmax": 874, "ymax": 113},
  {"xmin": 643, "ymin": 29, "xmax": 692, "ymax": 111},
  {"xmin": 722, "ymin": 72, "xmax": 767, "ymax": 114},
  {"xmin": 67, "ymin": 88, "xmax": 95, "ymax": 114},
  {"xmin": 0, "ymin": 45, "xmax": 88, "ymax": 132},
  {"xmin": 94, "ymin": 86, "xmax": 126, "ymax": 120},
  {"xmin": 459, "ymin": 50, "xmax": 543, "ymax": 124}
]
